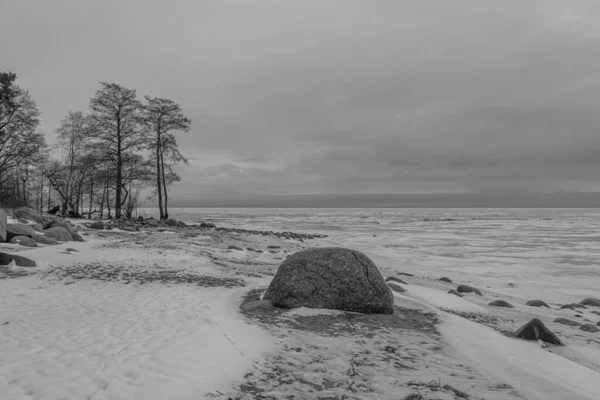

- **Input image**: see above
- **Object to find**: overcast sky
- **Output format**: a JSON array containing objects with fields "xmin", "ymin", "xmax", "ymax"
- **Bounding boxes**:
[{"xmin": 2, "ymin": 0, "xmax": 600, "ymax": 207}]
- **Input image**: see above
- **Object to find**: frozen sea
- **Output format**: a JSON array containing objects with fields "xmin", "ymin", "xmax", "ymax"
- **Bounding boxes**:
[{"xmin": 142, "ymin": 207, "xmax": 600, "ymax": 305}]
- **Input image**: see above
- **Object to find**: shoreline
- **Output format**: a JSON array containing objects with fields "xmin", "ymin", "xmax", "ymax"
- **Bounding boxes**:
[{"xmin": 2, "ymin": 220, "xmax": 600, "ymax": 399}]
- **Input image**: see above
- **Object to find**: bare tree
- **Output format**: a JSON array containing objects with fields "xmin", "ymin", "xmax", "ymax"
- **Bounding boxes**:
[
  {"xmin": 89, "ymin": 82, "xmax": 142, "ymax": 219},
  {"xmin": 140, "ymin": 96, "xmax": 190, "ymax": 219},
  {"xmin": 0, "ymin": 70, "xmax": 45, "ymax": 205},
  {"xmin": 44, "ymin": 111, "xmax": 95, "ymax": 216}
]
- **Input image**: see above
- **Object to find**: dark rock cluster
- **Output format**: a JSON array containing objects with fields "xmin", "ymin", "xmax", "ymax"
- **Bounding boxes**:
[{"xmin": 216, "ymin": 226, "xmax": 327, "ymax": 241}]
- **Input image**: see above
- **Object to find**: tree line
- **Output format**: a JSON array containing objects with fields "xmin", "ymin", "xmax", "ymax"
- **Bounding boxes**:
[{"xmin": 0, "ymin": 70, "xmax": 190, "ymax": 220}]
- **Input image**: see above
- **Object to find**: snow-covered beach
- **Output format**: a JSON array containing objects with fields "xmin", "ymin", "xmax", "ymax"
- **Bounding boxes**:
[{"xmin": 2, "ymin": 208, "xmax": 600, "ymax": 399}]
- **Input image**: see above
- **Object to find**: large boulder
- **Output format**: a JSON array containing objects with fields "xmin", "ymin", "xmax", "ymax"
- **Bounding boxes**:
[
  {"xmin": 31, "ymin": 233, "xmax": 58, "ymax": 245},
  {"xmin": 43, "ymin": 227, "xmax": 73, "ymax": 242},
  {"xmin": 0, "ymin": 208, "xmax": 6, "ymax": 242},
  {"xmin": 89, "ymin": 220, "xmax": 104, "ymax": 230},
  {"xmin": 5, "ymin": 224, "xmax": 35, "ymax": 241},
  {"xmin": 12, "ymin": 207, "xmax": 43, "ymax": 224},
  {"xmin": 0, "ymin": 251, "xmax": 37, "ymax": 267},
  {"xmin": 263, "ymin": 247, "xmax": 394, "ymax": 314},
  {"xmin": 580, "ymin": 298, "xmax": 600, "ymax": 307},
  {"xmin": 515, "ymin": 318, "xmax": 562, "ymax": 345},
  {"xmin": 8, "ymin": 236, "xmax": 38, "ymax": 247}
]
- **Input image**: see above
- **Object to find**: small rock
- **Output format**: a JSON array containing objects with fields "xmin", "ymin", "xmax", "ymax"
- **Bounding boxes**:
[
  {"xmin": 580, "ymin": 324, "xmax": 600, "ymax": 333},
  {"xmin": 398, "ymin": 272, "xmax": 414, "ymax": 277},
  {"xmin": 579, "ymin": 298, "xmax": 600, "ymax": 307},
  {"xmin": 489, "ymin": 300, "xmax": 514, "ymax": 308},
  {"xmin": 89, "ymin": 221, "xmax": 105, "ymax": 230},
  {"xmin": 8, "ymin": 236, "xmax": 38, "ymax": 247},
  {"xmin": 515, "ymin": 318, "xmax": 562, "ymax": 345},
  {"xmin": 386, "ymin": 276, "xmax": 408, "ymax": 285},
  {"xmin": 526, "ymin": 300, "xmax": 550, "ymax": 308},
  {"xmin": 554, "ymin": 318, "xmax": 582, "ymax": 327},
  {"xmin": 387, "ymin": 282, "xmax": 406, "ymax": 293},
  {"xmin": 241, "ymin": 300, "xmax": 275, "ymax": 312},
  {"xmin": 439, "ymin": 277, "xmax": 452, "ymax": 283},
  {"xmin": 227, "ymin": 245, "xmax": 244, "ymax": 251},
  {"xmin": 457, "ymin": 285, "xmax": 482, "ymax": 295},
  {"xmin": 448, "ymin": 290, "xmax": 464, "ymax": 297},
  {"xmin": 560, "ymin": 303, "xmax": 587, "ymax": 310}
]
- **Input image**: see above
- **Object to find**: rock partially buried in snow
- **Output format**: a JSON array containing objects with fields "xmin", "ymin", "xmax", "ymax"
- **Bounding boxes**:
[
  {"xmin": 8, "ymin": 236, "xmax": 37, "ymax": 247},
  {"xmin": 241, "ymin": 300, "xmax": 276, "ymax": 312},
  {"xmin": 456, "ymin": 285, "xmax": 482, "ymax": 296},
  {"xmin": 579, "ymin": 297, "xmax": 600, "ymax": 307},
  {"xmin": 561, "ymin": 303, "xmax": 587, "ymax": 310},
  {"xmin": 526, "ymin": 300, "xmax": 550, "ymax": 308},
  {"xmin": 43, "ymin": 227, "xmax": 73, "ymax": 242},
  {"xmin": 554, "ymin": 317, "xmax": 582, "ymax": 327},
  {"xmin": 44, "ymin": 219, "xmax": 74, "ymax": 234},
  {"xmin": 448, "ymin": 289, "xmax": 464, "ymax": 297},
  {"xmin": 515, "ymin": 318, "xmax": 562, "ymax": 345},
  {"xmin": 264, "ymin": 247, "xmax": 394, "ymax": 314},
  {"xmin": 439, "ymin": 277, "xmax": 453, "ymax": 283},
  {"xmin": 385, "ymin": 276, "xmax": 408, "ymax": 285},
  {"xmin": 31, "ymin": 233, "xmax": 58, "ymax": 245},
  {"xmin": 0, "ymin": 252, "xmax": 37, "ymax": 267},
  {"xmin": 580, "ymin": 324, "xmax": 600, "ymax": 333},
  {"xmin": 387, "ymin": 282, "xmax": 406, "ymax": 293},
  {"xmin": 166, "ymin": 218, "xmax": 179, "ymax": 227},
  {"xmin": 70, "ymin": 232, "xmax": 85, "ymax": 242},
  {"xmin": 89, "ymin": 220, "xmax": 104, "ymax": 230},
  {"xmin": 5, "ymin": 224, "xmax": 35, "ymax": 241},
  {"xmin": 489, "ymin": 300, "xmax": 514, "ymax": 308},
  {"xmin": 12, "ymin": 207, "xmax": 43, "ymax": 224},
  {"xmin": 227, "ymin": 245, "xmax": 244, "ymax": 251}
]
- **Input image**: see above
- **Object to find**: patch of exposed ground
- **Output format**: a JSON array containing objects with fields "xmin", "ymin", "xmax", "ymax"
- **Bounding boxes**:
[{"xmin": 205, "ymin": 290, "xmax": 523, "ymax": 400}]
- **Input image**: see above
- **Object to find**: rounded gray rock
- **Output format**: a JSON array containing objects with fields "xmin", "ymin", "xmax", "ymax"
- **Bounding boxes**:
[
  {"xmin": 264, "ymin": 247, "xmax": 394, "ymax": 314},
  {"xmin": 8, "ymin": 235, "xmax": 38, "ymax": 247},
  {"xmin": 457, "ymin": 284, "xmax": 482, "ymax": 296},
  {"xmin": 554, "ymin": 317, "xmax": 582, "ymax": 327},
  {"xmin": 489, "ymin": 300, "xmax": 514, "ymax": 308},
  {"xmin": 6, "ymin": 224, "xmax": 35, "ymax": 241},
  {"xmin": 526, "ymin": 300, "xmax": 550, "ymax": 308},
  {"xmin": 0, "ymin": 251, "xmax": 37, "ymax": 267},
  {"xmin": 580, "ymin": 324, "xmax": 600, "ymax": 333},
  {"xmin": 387, "ymin": 282, "xmax": 406, "ymax": 293},
  {"xmin": 580, "ymin": 298, "xmax": 600, "ymax": 307},
  {"xmin": 44, "ymin": 227, "xmax": 73, "ymax": 242},
  {"xmin": 89, "ymin": 220, "xmax": 104, "ymax": 230}
]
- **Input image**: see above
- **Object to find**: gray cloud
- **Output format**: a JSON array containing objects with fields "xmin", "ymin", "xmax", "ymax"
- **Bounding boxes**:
[{"xmin": 2, "ymin": 0, "xmax": 600, "ymax": 206}]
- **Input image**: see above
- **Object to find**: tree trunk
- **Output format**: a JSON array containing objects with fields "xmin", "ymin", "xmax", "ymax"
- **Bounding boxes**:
[
  {"xmin": 115, "ymin": 145, "xmax": 122, "ymax": 219},
  {"xmin": 160, "ymin": 150, "xmax": 169, "ymax": 219},
  {"xmin": 156, "ymin": 140, "xmax": 164, "ymax": 219}
]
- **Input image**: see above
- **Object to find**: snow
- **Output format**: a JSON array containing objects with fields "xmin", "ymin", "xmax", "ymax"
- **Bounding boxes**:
[
  {"xmin": 0, "ymin": 236, "xmax": 275, "ymax": 400},
  {"xmin": 441, "ymin": 313, "xmax": 600, "ymax": 400},
  {"xmin": 398, "ymin": 283, "xmax": 487, "ymax": 313}
]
